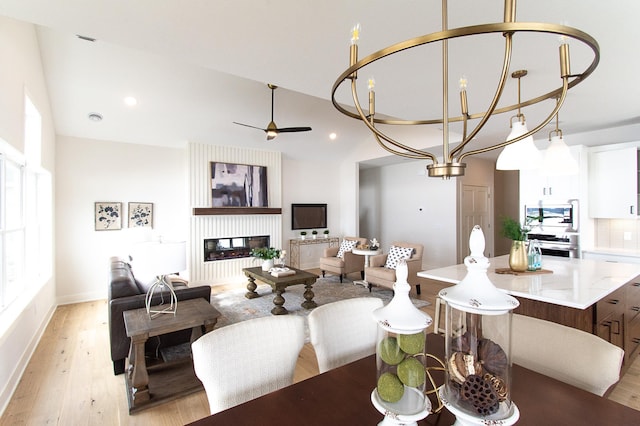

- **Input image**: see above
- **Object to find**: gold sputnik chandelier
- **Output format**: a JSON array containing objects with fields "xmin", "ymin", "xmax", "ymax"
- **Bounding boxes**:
[{"xmin": 331, "ymin": 0, "xmax": 599, "ymax": 178}]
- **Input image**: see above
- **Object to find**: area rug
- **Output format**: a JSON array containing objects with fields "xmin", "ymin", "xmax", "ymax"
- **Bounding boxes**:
[{"xmin": 210, "ymin": 275, "xmax": 429, "ymax": 340}]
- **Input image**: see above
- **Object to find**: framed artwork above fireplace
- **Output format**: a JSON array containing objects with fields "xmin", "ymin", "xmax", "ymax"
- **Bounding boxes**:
[{"xmin": 211, "ymin": 162, "xmax": 268, "ymax": 208}]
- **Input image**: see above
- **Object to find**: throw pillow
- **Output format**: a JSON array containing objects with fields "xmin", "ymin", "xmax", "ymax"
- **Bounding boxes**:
[
  {"xmin": 384, "ymin": 245, "xmax": 415, "ymax": 269},
  {"xmin": 336, "ymin": 239, "xmax": 358, "ymax": 259}
]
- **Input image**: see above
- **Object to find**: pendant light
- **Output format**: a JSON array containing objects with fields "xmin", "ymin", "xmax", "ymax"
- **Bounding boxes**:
[
  {"xmin": 496, "ymin": 70, "xmax": 542, "ymax": 170},
  {"xmin": 540, "ymin": 100, "xmax": 579, "ymax": 176}
]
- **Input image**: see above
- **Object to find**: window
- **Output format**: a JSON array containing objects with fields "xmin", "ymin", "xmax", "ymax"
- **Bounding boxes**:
[
  {"xmin": 1, "ymin": 150, "xmax": 25, "ymax": 309},
  {"xmin": 0, "ymin": 93, "xmax": 52, "ymax": 312}
]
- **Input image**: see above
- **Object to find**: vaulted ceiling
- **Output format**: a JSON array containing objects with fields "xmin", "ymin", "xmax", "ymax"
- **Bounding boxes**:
[{"xmin": 1, "ymin": 0, "xmax": 639, "ymax": 164}]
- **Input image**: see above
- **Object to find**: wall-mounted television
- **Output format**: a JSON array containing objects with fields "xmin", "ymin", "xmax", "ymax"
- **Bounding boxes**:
[{"xmin": 291, "ymin": 203, "xmax": 327, "ymax": 230}]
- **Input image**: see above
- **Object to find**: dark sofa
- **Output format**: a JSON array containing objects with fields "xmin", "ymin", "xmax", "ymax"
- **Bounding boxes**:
[{"xmin": 108, "ymin": 256, "xmax": 211, "ymax": 375}]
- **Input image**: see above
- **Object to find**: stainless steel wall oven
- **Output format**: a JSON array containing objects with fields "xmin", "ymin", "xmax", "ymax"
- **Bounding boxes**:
[{"xmin": 524, "ymin": 201, "xmax": 579, "ymax": 258}]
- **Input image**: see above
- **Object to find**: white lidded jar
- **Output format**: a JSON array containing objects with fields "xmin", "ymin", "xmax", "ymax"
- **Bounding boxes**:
[
  {"xmin": 438, "ymin": 226, "xmax": 521, "ymax": 426},
  {"xmin": 371, "ymin": 259, "xmax": 433, "ymax": 426}
]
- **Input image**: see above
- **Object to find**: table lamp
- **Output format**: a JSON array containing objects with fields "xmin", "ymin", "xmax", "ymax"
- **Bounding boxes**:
[
  {"xmin": 438, "ymin": 226, "xmax": 520, "ymax": 425},
  {"xmin": 371, "ymin": 259, "xmax": 433, "ymax": 425},
  {"xmin": 131, "ymin": 240, "xmax": 186, "ymax": 318}
]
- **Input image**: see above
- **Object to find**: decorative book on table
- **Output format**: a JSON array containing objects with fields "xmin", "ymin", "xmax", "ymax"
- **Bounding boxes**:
[{"xmin": 270, "ymin": 267, "xmax": 296, "ymax": 277}]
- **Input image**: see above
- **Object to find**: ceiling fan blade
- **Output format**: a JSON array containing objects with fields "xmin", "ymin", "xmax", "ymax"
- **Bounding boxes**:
[
  {"xmin": 233, "ymin": 122, "xmax": 267, "ymax": 131},
  {"xmin": 276, "ymin": 126, "xmax": 312, "ymax": 133}
]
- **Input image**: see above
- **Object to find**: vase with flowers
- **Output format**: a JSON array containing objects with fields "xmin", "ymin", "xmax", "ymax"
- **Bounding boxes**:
[
  {"xmin": 500, "ymin": 216, "xmax": 530, "ymax": 272},
  {"xmin": 250, "ymin": 247, "xmax": 281, "ymax": 271}
]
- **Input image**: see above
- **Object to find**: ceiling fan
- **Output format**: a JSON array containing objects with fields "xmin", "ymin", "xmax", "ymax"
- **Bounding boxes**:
[{"xmin": 233, "ymin": 84, "xmax": 312, "ymax": 140}]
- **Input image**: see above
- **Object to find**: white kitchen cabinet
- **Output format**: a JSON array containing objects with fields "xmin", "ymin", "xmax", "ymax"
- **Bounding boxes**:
[
  {"xmin": 519, "ymin": 145, "xmax": 582, "ymax": 204},
  {"xmin": 589, "ymin": 146, "xmax": 639, "ymax": 218}
]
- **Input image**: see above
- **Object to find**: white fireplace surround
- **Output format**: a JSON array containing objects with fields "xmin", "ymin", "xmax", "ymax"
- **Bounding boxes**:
[{"xmin": 189, "ymin": 143, "xmax": 282, "ymax": 285}]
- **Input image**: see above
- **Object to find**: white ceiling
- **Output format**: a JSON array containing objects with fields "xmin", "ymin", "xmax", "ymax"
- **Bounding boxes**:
[{"xmin": 1, "ymin": 0, "xmax": 639, "ymax": 164}]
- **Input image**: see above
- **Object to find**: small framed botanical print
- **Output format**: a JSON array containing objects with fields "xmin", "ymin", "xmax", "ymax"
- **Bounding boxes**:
[
  {"xmin": 128, "ymin": 202, "xmax": 153, "ymax": 228},
  {"xmin": 95, "ymin": 202, "xmax": 122, "ymax": 231}
]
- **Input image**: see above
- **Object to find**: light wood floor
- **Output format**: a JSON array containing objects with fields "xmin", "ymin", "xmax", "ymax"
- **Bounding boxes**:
[{"xmin": 1, "ymin": 272, "xmax": 639, "ymax": 425}]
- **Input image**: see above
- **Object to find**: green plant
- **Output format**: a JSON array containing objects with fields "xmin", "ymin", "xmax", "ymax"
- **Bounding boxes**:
[
  {"xmin": 323, "ymin": 230, "xmax": 330, "ymax": 234},
  {"xmin": 250, "ymin": 247, "xmax": 281, "ymax": 260},
  {"xmin": 300, "ymin": 231, "xmax": 307, "ymax": 236},
  {"xmin": 312, "ymin": 230, "xmax": 318, "ymax": 235},
  {"xmin": 500, "ymin": 216, "xmax": 530, "ymax": 241}
]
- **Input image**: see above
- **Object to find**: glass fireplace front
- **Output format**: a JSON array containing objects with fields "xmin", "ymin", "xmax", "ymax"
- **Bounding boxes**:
[{"xmin": 204, "ymin": 235, "xmax": 270, "ymax": 261}]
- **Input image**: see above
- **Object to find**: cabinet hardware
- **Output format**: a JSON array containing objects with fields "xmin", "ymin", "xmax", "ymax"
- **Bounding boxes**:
[
  {"xmin": 633, "ymin": 338, "xmax": 640, "ymax": 344},
  {"xmin": 612, "ymin": 320, "xmax": 621, "ymax": 335},
  {"xmin": 632, "ymin": 306, "xmax": 640, "ymax": 312},
  {"xmin": 633, "ymin": 282, "xmax": 640, "ymax": 287},
  {"xmin": 632, "ymin": 205, "xmax": 635, "ymax": 215},
  {"xmin": 608, "ymin": 299, "xmax": 620, "ymax": 305}
]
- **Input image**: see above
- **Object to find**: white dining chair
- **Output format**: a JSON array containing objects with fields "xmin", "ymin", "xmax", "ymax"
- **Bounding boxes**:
[
  {"xmin": 509, "ymin": 314, "xmax": 624, "ymax": 396},
  {"xmin": 308, "ymin": 297, "xmax": 384, "ymax": 373},
  {"xmin": 191, "ymin": 315, "xmax": 305, "ymax": 415}
]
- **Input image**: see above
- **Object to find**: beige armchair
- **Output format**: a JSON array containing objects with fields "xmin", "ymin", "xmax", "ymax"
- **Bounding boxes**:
[
  {"xmin": 319, "ymin": 236, "xmax": 367, "ymax": 283},
  {"xmin": 365, "ymin": 241, "xmax": 424, "ymax": 294}
]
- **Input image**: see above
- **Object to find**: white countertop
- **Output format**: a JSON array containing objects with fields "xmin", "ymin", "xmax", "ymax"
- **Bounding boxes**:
[
  {"xmin": 418, "ymin": 255, "xmax": 640, "ymax": 310},
  {"xmin": 582, "ymin": 247, "xmax": 640, "ymax": 259}
]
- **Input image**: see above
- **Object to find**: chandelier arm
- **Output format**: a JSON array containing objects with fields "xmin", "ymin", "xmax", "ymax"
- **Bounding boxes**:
[
  {"xmin": 449, "ymin": 33, "xmax": 513, "ymax": 161},
  {"xmin": 459, "ymin": 78, "xmax": 569, "ymax": 161},
  {"xmin": 372, "ymin": 133, "xmax": 435, "ymax": 160},
  {"xmin": 349, "ymin": 77, "xmax": 438, "ymax": 161}
]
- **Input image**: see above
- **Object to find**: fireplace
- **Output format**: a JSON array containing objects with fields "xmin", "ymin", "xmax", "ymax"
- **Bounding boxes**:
[{"xmin": 204, "ymin": 235, "xmax": 270, "ymax": 262}]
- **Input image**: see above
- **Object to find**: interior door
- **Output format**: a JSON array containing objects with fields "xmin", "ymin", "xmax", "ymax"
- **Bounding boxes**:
[{"xmin": 459, "ymin": 184, "xmax": 492, "ymax": 262}]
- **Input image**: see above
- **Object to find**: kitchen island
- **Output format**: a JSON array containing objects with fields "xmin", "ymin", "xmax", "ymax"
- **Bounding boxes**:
[{"xmin": 418, "ymin": 255, "xmax": 640, "ymax": 370}]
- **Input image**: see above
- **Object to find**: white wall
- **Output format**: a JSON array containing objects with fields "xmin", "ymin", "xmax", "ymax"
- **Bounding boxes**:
[
  {"xmin": 55, "ymin": 136, "xmax": 188, "ymax": 303},
  {"xmin": 0, "ymin": 17, "xmax": 57, "ymax": 415},
  {"xmin": 281, "ymin": 155, "xmax": 343, "ymax": 269},
  {"xmin": 359, "ymin": 160, "xmax": 458, "ymax": 270}
]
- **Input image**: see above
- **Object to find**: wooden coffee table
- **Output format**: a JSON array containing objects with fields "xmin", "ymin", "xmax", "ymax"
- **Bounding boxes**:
[
  {"xmin": 123, "ymin": 297, "xmax": 221, "ymax": 413},
  {"xmin": 243, "ymin": 266, "xmax": 319, "ymax": 315}
]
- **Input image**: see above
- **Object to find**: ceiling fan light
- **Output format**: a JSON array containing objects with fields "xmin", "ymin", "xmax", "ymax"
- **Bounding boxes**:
[
  {"xmin": 266, "ymin": 130, "xmax": 278, "ymax": 140},
  {"xmin": 541, "ymin": 135, "xmax": 578, "ymax": 176},
  {"xmin": 496, "ymin": 121, "xmax": 542, "ymax": 170}
]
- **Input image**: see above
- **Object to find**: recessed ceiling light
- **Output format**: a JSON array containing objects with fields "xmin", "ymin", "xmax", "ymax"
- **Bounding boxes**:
[
  {"xmin": 124, "ymin": 96, "xmax": 137, "ymax": 106},
  {"xmin": 329, "ymin": 133, "xmax": 337, "ymax": 140},
  {"xmin": 88, "ymin": 112, "xmax": 103, "ymax": 122}
]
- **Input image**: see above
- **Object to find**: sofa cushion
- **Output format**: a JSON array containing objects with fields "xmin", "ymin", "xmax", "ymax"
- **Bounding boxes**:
[
  {"xmin": 337, "ymin": 239, "xmax": 357, "ymax": 259},
  {"xmin": 384, "ymin": 245, "xmax": 414, "ymax": 269},
  {"xmin": 320, "ymin": 256, "xmax": 345, "ymax": 268},
  {"xmin": 110, "ymin": 266, "xmax": 141, "ymax": 298},
  {"xmin": 365, "ymin": 266, "xmax": 396, "ymax": 282}
]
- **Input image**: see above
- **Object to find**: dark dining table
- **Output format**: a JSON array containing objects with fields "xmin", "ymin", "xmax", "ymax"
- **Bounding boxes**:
[{"xmin": 187, "ymin": 334, "xmax": 640, "ymax": 425}]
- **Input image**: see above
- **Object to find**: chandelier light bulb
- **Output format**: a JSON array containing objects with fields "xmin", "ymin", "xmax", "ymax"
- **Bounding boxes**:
[
  {"xmin": 368, "ymin": 77, "xmax": 375, "ymax": 92},
  {"xmin": 351, "ymin": 23, "xmax": 360, "ymax": 45},
  {"xmin": 459, "ymin": 76, "xmax": 468, "ymax": 91}
]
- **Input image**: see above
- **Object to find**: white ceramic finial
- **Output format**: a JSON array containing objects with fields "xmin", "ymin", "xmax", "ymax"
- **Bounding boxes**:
[{"xmin": 468, "ymin": 225, "xmax": 485, "ymax": 257}]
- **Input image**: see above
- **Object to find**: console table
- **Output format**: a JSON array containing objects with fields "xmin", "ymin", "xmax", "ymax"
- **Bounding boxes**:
[
  {"xmin": 289, "ymin": 237, "xmax": 339, "ymax": 269},
  {"xmin": 123, "ymin": 298, "xmax": 221, "ymax": 413}
]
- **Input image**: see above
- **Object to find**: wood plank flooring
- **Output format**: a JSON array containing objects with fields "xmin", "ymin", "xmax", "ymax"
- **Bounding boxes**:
[{"xmin": 1, "ymin": 272, "xmax": 639, "ymax": 425}]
